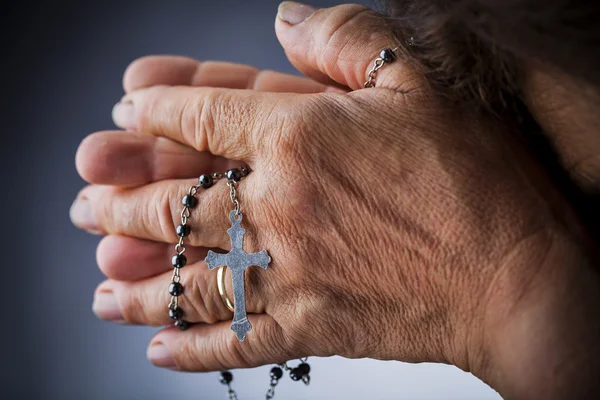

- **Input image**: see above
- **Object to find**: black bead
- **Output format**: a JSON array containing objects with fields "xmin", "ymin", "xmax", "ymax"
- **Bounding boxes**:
[
  {"xmin": 176, "ymin": 224, "xmax": 190, "ymax": 237},
  {"xmin": 169, "ymin": 307, "xmax": 183, "ymax": 320},
  {"xmin": 199, "ymin": 174, "xmax": 213, "ymax": 188},
  {"xmin": 380, "ymin": 48, "xmax": 396, "ymax": 63},
  {"xmin": 297, "ymin": 363, "xmax": 310, "ymax": 375},
  {"xmin": 174, "ymin": 319, "xmax": 189, "ymax": 331},
  {"xmin": 270, "ymin": 367, "xmax": 283, "ymax": 380},
  {"xmin": 182, "ymin": 194, "xmax": 197, "ymax": 208},
  {"xmin": 219, "ymin": 371, "xmax": 233, "ymax": 385},
  {"xmin": 171, "ymin": 254, "xmax": 187, "ymax": 268},
  {"xmin": 239, "ymin": 166, "xmax": 250, "ymax": 177},
  {"xmin": 226, "ymin": 168, "xmax": 242, "ymax": 182},
  {"xmin": 289, "ymin": 368, "xmax": 302, "ymax": 381},
  {"xmin": 168, "ymin": 282, "xmax": 184, "ymax": 296}
]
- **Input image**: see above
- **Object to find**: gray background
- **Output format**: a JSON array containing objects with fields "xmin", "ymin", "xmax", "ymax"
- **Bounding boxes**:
[{"xmin": 3, "ymin": 0, "xmax": 501, "ymax": 398}]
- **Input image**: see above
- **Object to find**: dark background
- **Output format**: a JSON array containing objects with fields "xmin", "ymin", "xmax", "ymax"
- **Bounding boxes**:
[{"xmin": 2, "ymin": 1, "xmax": 499, "ymax": 398}]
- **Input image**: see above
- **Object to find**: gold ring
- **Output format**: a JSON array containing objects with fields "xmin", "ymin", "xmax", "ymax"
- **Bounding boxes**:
[{"xmin": 217, "ymin": 266, "xmax": 234, "ymax": 312}]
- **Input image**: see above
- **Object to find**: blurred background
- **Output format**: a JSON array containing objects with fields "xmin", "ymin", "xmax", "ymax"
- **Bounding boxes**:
[{"xmin": 3, "ymin": 0, "xmax": 501, "ymax": 398}]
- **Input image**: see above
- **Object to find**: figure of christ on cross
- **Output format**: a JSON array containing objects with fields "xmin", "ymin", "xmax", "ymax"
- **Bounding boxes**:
[{"xmin": 205, "ymin": 210, "xmax": 271, "ymax": 341}]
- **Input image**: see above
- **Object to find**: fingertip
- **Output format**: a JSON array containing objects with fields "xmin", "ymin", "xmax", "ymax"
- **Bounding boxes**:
[
  {"xmin": 70, "ymin": 184, "xmax": 103, "ymax": 234},
  {"xmin": 122, "ymin": 55, "xmax": 155, "ymax": 93},
  {"xmin": 147, "ymin": 339, "xmax": 178, "ymax": 369},
  {"xmin": 96, "ymin": 235, "xmax": 169, "ymax": 281},
  {"xmin": 76, "ymin": 131, "xmax": 155, "ymax": 185},
  {"xmin": 96, "ymin": 235, "xmax": 121, "ymax": 278},
  {"xmin": 123, "ymin": 55, "xmax": 200, "ymax": 93},
  {"xmin": 75, "ymin": 133, "xmax": 99, "ymax": 184},
  {"xmin": 276, "ymin": 2, "xmax": 318, "ymax": 26},
  {"xmin": 150, "ymin": 326, "xmax": 180, "ymax": 346}
]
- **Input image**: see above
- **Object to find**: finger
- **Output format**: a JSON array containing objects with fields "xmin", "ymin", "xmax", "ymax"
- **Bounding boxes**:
[
  {"xmin": 112, "ymin": 86, "xmax": 280, "ymax": 161},
  {"xmin": 96, "ymin": 235, "xmax": 209, "ymax": 281},
  {"xmin": 123, "ymin": 55, "xmax": 343, "ymax": 94},
  {"xmin": 71, "ymin": 178, "xmax": 245, "ymax": 248},
  {"xmin": 275, "ymin": 3, "xmax": 423, "ymax": 91},
  {"xmin": 147, "ymin": 317, "xmax": 294, "ymax": 371},
  {"xmin": 76, "ymin": 131, "xmax": 240, "ymax": 186},
  {"xmin": 93, "ymin": 259, "xmax": 271, "ymax": 326}
]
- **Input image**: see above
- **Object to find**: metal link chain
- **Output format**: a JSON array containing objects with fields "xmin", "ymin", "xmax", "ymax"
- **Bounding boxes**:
[
  {"xmin": 227, "ymin": 180, "xmax": 241, "ymax": 216},
  {"xmin": 364, "ymin": 46, "xmax": 401, "ymax": 88},
  {"xmin": 364, "ymin": 57, "xmax": 385, "ymax": 88},
  {"xmin": 221, "ymin": 358, "xmax": 311, "ymax": 400},
  {"xmin": 168, "ymin": 170, "xmax": 234, "ymax": 330},
  {"xmin": 167, "ymin": 166, "xmax": 310, "ymax": 399},
  {"xmin": 226, "ymin": 384, "xmax": 239, "ymax": 400},
  {"xmin": 264, "ymin": 377, "xmax": 279, "ymax": 400}
]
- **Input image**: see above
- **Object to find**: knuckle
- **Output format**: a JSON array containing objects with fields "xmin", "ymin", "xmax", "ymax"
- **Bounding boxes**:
[
  {"xmin": 191, "ymin": 88, "xmax": 256, "ymax": 155},
  {"xmin": 265, "ymin": 96, "xmax": 320, "ymax": 162},
  {"xmin": 188, "ymin": 88, "xmax": 214, "ymax": 151},
  {"xmin": 282, "ymin": 287, "xmax": 333, "ymax": 355},
  {"xmin": 95, "ymin": 187, "xmax": 120, "ymax": 232},
  {"xmin": 245, "ymin": 266, "xmax": 270, "ymax": 312},
  {"xmin": 118, "ymin": 283, "xmax": 159, "ymax": 325},
  {"xmin": 193, "ymin": 183, "xmax": 230, "ymax": 243},
  {"xmin": 224, "ymin": 339, "xmax": 254, "ymax": 368},
  {"xmin": 153, "ymin": 184, "xmax": 180, "ymax": 243},
  {"xmin": 226, "ymin": 321, "xmax": 285, "ymax": 368},
  {"xmin": 136, "ymin": 86, "xmax": 164, "ymax": 131},
  {"xmin": 186, "ymin": 270, "xmax": 224, "ymax": 323},
  {"xmin": 284, "ymin": 285, "xmax": 369, "ymax": 358},
  {"xmin": 320, "ymin": 6, "xmax": 373, "ymax": 55},
  {"xmin": 177, "ymin": 336, "xmax": 213, "ymax": 371}
]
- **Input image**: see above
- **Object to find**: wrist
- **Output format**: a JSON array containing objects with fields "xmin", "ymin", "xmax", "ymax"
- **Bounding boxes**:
[{"xmin": 477, "ymin": 229, "xmax": 600, "ymax": 399}]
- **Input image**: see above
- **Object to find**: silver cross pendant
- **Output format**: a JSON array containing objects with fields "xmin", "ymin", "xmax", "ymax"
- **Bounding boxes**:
[{"xmin": 205, "ymin": 210, "xmax": 271, "ymax": 341}]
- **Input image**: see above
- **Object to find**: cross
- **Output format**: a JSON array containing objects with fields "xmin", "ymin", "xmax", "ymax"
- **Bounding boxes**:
[{"xmin": 205, "ymin": 210, "xmax": 271, "ymax": 341}]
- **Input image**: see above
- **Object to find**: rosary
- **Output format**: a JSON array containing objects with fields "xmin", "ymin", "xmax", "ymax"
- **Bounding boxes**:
[
  {"xmin": 168, "ymin": 167, "xmax": 311, "ymax": 399},
  {"xmin": 165, "ymin": 47, "xmax": 398, "ymax": 399}
]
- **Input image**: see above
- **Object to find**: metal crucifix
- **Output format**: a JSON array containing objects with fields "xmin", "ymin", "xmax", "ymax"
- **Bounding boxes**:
[{"xmin": 205, "ymin": 210, "xmax": 271, "ymax": 341}]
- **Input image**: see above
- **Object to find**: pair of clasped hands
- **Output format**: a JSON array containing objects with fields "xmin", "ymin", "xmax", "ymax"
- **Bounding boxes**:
[{"xmin": 70, "ymin": 3, "xmax": 598, "ymax": 399}]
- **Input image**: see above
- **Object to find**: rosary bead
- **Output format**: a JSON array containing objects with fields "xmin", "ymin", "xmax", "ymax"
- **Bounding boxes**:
[
  {"xmin": 176, "ymin": 224, "xmax": 191, "ymax": 237},
  {"xmin": 226, "ymin": 168, "xmax": 242, "ymax": 182},
  {"xmin": 219, "ymin": 371, "xmax": 233, "ymax": 384},
  {"xmin": 182, "ymin": 194, "xmax": 197, "ymax": 208},
  {"xmin": 168, "ymin": 306, "xmax": 183, "ymax": 320},
  {"xmin": 270, "ymin": 367, "xmax": 283, "ymax": 380},
  {"xmin": 289, "ymin": 368, "xmax": 303, "ymax": 381},
  {"xmin": 169, "ymin": 282, "xmax": 184, "ymax": 296},
  {"xmin": 174, "ymin": 319, "xmax": 189, "ymax": 331},
  {"xmin": 297, "ymin": 363, "xmax": 311, "ymax": 375},
  {"xmin": 240, "ymin": 166, "xmax": 250, "ymax": 177},
  {"xmin": 199, "ymin": 174, "xmax": 213, "ymax": 188},
  {"xmin": 380, "ymin": 48, "xmax": 396, "ymax": 63},
  {"xmin": 171, "ymin": 254, "xmax": 187, "ymax": 268}
]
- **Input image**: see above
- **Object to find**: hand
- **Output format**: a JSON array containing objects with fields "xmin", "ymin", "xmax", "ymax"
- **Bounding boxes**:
[{"xmin": 72, "ymin": 4, "xmax": 599, "ymax": 398}]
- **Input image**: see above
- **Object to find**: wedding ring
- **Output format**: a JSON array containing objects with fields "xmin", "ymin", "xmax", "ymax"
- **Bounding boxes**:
[{"xmin": 217, "ymin": 266, "xmax": 234, "ymax": 312}]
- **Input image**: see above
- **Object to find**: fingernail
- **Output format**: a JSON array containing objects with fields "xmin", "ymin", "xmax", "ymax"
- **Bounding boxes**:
[
  {"xmin": 70, "ymin": 198, "xmax": 100, "ymax": 234},
  {"xmin": 112, "ymin": 101, "xmax": 136, "ymax": 130},
  {"xmin": 278, "ymin": 1, "xmax": 317, "ymax": 25},
  {"xmin": 92, "ymin": 291, "xmax": 125, "ymax": 322},
  {"xmin": 147, "ymin": 342, "xmax": 176, "ymax": 369}
]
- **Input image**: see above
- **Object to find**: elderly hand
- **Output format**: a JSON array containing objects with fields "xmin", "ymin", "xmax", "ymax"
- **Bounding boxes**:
[{"xmin": 72, "ymin": 3, "xmax": 598, "ymax": 398}]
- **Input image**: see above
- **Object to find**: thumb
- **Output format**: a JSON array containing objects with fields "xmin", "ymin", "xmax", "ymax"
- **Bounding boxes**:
[{"xmin": 275, "ymin": 2, "xmax": 422, "ymax": 92}]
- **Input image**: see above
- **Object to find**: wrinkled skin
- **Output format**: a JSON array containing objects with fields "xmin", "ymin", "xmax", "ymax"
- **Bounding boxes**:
[{"xmin": 71, "ymin": 4, "xmax": 599, "ymax": 399}]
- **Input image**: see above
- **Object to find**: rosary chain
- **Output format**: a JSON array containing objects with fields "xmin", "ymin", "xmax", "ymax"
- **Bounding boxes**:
[
  {"xmin": 169, "ymin": 165, "xmax": 311, "ymax": 399},
  {"xmin": 219, "ymin": 358, "xmax": 311, "ymax": 400},
  {"xmin": 364, "ymin": 46, "xmax": 400, "ymax": 88},
  {"xmin": 167, "ymin": 168, "xmax": 248, "ymax": 331},
  {"xmin": 226, "ymin": 384, "xmax": 238, "ymax": 400},
  {"xmin": 227, "ymin": 180, "xmax": 241, "ymax": 216}
]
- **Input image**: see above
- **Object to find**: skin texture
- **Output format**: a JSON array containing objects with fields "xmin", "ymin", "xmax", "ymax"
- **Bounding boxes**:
[{"xmin": 71, "ymin": 3, "xmax": 600, "ymax": 399}]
